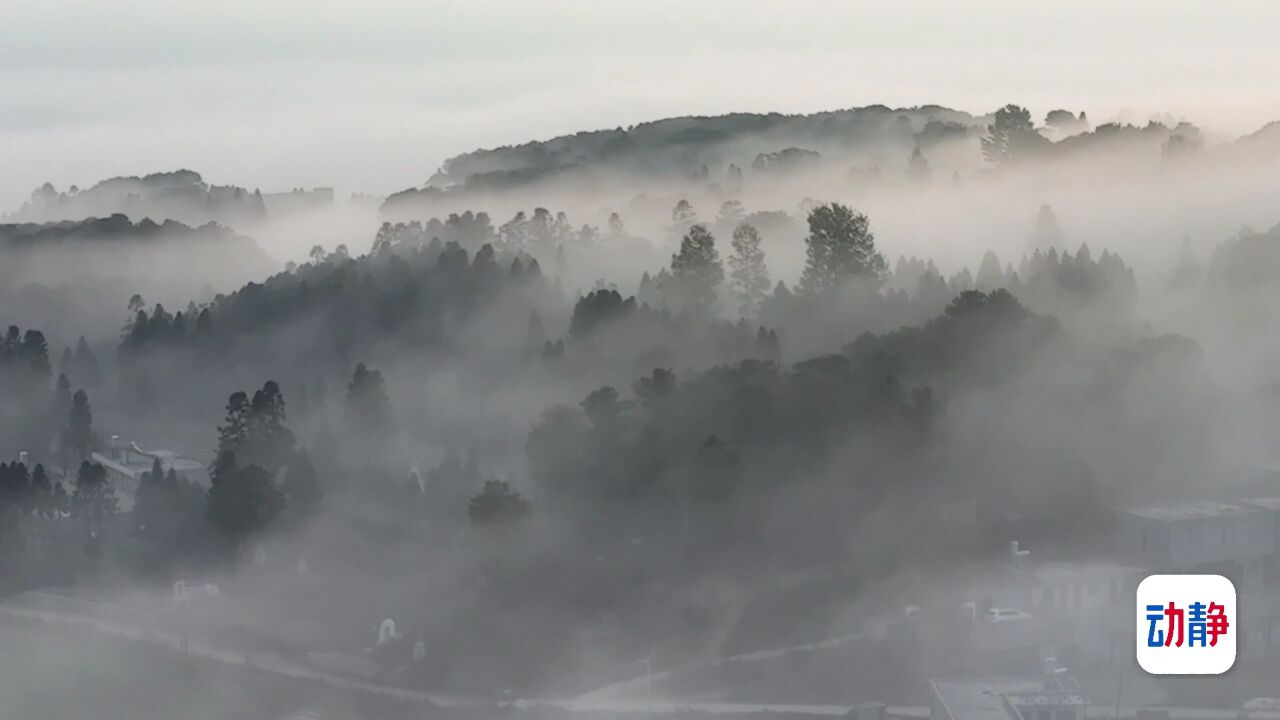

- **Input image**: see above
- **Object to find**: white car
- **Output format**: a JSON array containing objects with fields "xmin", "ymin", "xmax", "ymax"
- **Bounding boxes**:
[{"xmin": 985, "ymin": 607, "xmax": 1032, "ymax": 623}]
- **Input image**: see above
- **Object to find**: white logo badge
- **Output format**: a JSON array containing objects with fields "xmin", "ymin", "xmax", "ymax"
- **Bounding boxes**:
[{"xmin": 1136, "ymin": 574, "xmax": 1236, "ymax": 675}]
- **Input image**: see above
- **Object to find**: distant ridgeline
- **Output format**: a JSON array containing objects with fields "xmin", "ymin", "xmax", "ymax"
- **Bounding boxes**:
[
  {"xmin": 0, "ymin": 213, "xmax": 247, "ymax": 247},
  {"xmin": 0, "ymin": 214, "xmax": 275, "ymax": 295},
  {"xmin": 378, "ymin": 102, "xmax": 1255, "ymax": 217},
  {"xmin": 381, "ymin": 105, "xmax": 987, "ymax": 213},
  {"xmin": 425, "ymin": 105, "xmax": 984, "ymax": 187},
  {"xmin": 6, "ymin": 170, "xmax": 334, "ymax": 227}
]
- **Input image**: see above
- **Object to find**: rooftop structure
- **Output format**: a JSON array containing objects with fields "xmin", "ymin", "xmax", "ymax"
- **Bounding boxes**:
[
  {"xmin": 90, "ymin": 437, "xmax": 207, "ymax": 511},
  {"xmin": 931, "ymin": 669, "xmax": 1087, "ymax": 720},
  {"xmin": 1120, "ymin": 500, "xmax": 1264, "ymax": 522}
]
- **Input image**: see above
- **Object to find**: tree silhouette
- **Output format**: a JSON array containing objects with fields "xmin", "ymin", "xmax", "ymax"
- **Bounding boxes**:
[
  {"xmin": 467, "ymin": 480, "xmax": 531, "ymax": 527},
  {"xmin": 345, "ymin": 363, "xmax": 393, "ymax": 462},
  {"xmin": 799, "ymin": 203, "xmax": 886, "ymax": 293},
  {"xmin": 206, "ymin": 451, "xmax": 285, "ymax": 548},
  {"xmin": 72, "ymin": 461, "xmax": 117, "ymax": 525},
  {"xmin": 728, "ymin": 223, "xmax": 771, "ymax": 319},
  {"xmin": 62, "ymin": 390, "xmax": 97, "ymax": 463},
  {"xmin": 669, "ymin": 224, "xmax": 724, "ymax": 313},
  {"xmin": 981, "ymin": 104, "xmax": 1047, "ymax": 166}
]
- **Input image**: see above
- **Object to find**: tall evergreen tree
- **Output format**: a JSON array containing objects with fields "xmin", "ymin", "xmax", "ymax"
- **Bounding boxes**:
[
  {"xmin": 981, "ymin": 104, "xmax": 1046, "ymax": 167},
  {"xmin": 72, "ymin": 461, "xmax": 117, "ymax": 525},
  {"xmin": 73, "ymin": 336, "xmax": 101, "ymax": 388},
  {"xmin": 669, "ymin": 224, "xmax": 724, "ymax": 314},
  {"xmin": 799, "ymin": 203, "xmax": 886, "ymax": 293},
  {"xmin": 345, "ymin": 363, "xmax": 392, "ymax": 462},
  {"xmin": 728, "ymin": 223, "xmax": 771, "ymax": 319},
  {"xmin": 62, "ymin": 390, "xmax": 97, "ymax": 463},
  {"xmin": 29, "ymin": 464, "xmax": 52, "ymax": 518}
]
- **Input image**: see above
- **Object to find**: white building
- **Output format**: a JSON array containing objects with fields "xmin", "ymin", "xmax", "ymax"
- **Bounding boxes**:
[{"xmin": 90, "ymin": 439, "xmax": 206, "ymax": 511}]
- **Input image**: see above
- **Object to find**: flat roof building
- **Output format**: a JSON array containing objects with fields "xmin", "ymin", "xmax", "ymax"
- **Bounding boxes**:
[{"xmin": 931, "ymin": 670, "xmax": 1087, "ymax": 720}]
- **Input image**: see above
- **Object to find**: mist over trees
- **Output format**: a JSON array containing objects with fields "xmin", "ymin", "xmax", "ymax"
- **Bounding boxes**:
[{"xmin": 2, "ymin": 97, "xmax": 1280, "ymax": 714}]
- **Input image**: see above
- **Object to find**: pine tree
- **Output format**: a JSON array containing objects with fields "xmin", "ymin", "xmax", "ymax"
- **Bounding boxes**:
[
  {"xmin": 345, "ymin": 363, "xmax": 392, "ymax": 463},
  {"xmin": 215, "ymin": 391, "xmax": 252, "ymax": 461},
  {"xmin": 30, "ymin": 464, "xmax": 52, "ymax": 518},
  {"xmin": 799, "ymin": 203, "xmax": 886, "ymax": 293},
  {"xmin": 669, "ymin": 224, "xmax": 724, "ymax": 313},
  {"xmin": 247, "ymin": 381, "xmax": 295, "ymax": 470},
  {"xmin": 133, "ymin": 458, "xmax": 166, "ymax": 538},
  {"xmin": 981, "ymin": 104, "xmax": 1042, "ymax": 167},
  {"xmin": 62, "ymin": 390, "xmax": 97, "ymax": 462},
  {"xmin": 908, "ymin": 146, "xmax": 932, "ymax": 183},
  {"xmin": 728, "ymin": 223, "xmax": 771, "ymax": 319},
  {"xmin": 467, "ymin": 480, "xmax": 531, "ymax": 527},
  {"xmin": 74, "ymin": 336, "xmax": 101, "ymax": 388},
  {"xmin": 72, "ymin": 461, "xmax": 117, "ymax": 524}
]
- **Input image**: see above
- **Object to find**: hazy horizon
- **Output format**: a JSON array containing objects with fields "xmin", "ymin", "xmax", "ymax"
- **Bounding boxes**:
[{"xmin": 4, "ymin": 0, "xmax": 1280, "ymax": 211}]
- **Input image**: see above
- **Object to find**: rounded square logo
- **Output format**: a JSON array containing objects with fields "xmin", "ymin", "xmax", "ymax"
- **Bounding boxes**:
[{"xmin": 1136, "ymin": 574, "xmax": 1236, "ymax": 675}]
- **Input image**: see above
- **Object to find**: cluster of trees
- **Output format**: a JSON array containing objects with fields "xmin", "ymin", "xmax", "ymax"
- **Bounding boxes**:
[
  {"xmin": 0, "ymin": 326, "xmax": 53, "ymax": 453},
  {"xmin": 982, "ymin": 103, "xmax": 1205, "ymax": 168},
  {"xmin": 889, "ymin": 242, "xmax": 1137, "ymax": 320},
  {"xmin": 406, "ymin": 105, "xmax": 986, "ymax": 198},
  {"xmin": 115, "ymin": 234, "xmax": 561, "ymax": 413},
  {"xmin": 0, "ymin": 458, "xmax": 122, "ymax": 577},
  {"xmin": 375, "ymin": 207, "xmax": 619, "ymax": 260},
  {"xmin": 208, "ymin": 381, "xmax": 319, "ymax": 545},
  {"xmin": 9, "ymin": 171, "xmax": 269, "ymax": 227},
  {"xmin": 526, "ymin": 289, "xmax": 1077, "ymax": 575},
  {"xmin": 0, "ymin": 326, "xmax": 103, "ymax": 470},
  {"xmin": 637, "ymin": 201, "xmax": 884, "ymax": 320}
]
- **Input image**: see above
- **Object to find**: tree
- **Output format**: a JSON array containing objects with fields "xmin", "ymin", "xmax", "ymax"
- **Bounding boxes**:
[
  {"xmin": 1031, "ymin": 204, "xmax": 1065, "ymax": 251},
  {"xmin": 29, "ymin": 464, "xmax": 52, "ymax": 518},
  {"xmin": 133, "ymin": 458, "xmax": 167, "ymax": 538},
  {"xmin": 981, "ymin": 104, "xmax": 1046, "ymax": 167},
  {"xmin": 669, "ymin": 224, "xmax": 724, "ymax": 313},
  {"xmin": 345, "ymin": 363, "xmax": 393, "ymax": 462},
  {"xmin": 975, "ymin": 251, "xmax": 1005, "ymax": 290},
  {"xmin": 72, "ymin": 461, "xmax": 117, "ymax": 524},
  {"xmin": 20, "ymin": 330, "xmax": 51, "ymax": 380},
  {"xmin": 607, "ymin": 212, "xmax": 625, "ymax": 238},
  {"xmin": 907, "ymin": 146, "xmax": 932, "ymax": 183},
  {"xmin": 246, "ymin": 381, "xmax": 294, "ymax": 470},
  {"xmin": 671, "ymin": 199, "xmax": 697, "ymax": 232},
  {"xmin": 467, "ymin": 480, "xmax": 531, "ymax": 527},
  {"xmin": 717, "ymin": 200, "xmax": 745, "ymax": 225},
  {"xmin": 799, "ymin": 203, "xmax": 886, "ymax": 293},
  {"xmin": 62, "ymin": 390, "xmax": 97, "ymax": 463},
  {"xmin": 215, "ymin": 391, "xmax": 252, "ymax": 461},
  {"xmin": 206, "ymin": 451, "xmax": 285, "ymax": 547},
  {"xmin": 728, "ymin": 223, "xmax": 771, "ymax": 319}
]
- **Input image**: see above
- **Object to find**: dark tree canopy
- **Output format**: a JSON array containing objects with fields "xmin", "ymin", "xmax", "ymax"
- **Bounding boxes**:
[{"xmin": 799, "ymin": 203, "xmax": 886, "ymax": 293}]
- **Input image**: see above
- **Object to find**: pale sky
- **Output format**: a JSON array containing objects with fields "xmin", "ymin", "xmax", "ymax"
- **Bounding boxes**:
[{"xmin": 3, "ymin": 0, "xmax": 1279, "ymax": 210}]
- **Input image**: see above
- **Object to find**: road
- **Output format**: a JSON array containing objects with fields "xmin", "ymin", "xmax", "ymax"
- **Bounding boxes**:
[
  {"xmin": 0, "ymin": 594, "xmax": 874, "ymax": 716},
  {"xmin": 6, "ymin": 594, "xmax": 1278, "ymax": 720}
]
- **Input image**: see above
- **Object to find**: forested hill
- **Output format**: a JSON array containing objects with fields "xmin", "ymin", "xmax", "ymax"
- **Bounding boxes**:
[
  {"xmin": 423, "ymin": 105, "xmax": 988, "ymax": 189},
  {"xmin": 6, "ymin": 170, "xmax": 268, "ymax": 228},
  {"xmin": 0, "ymin": 214, "xmax": 253, "ymax": 248},
  {"xmin": 0, "ymin": 215, "xmax": 278, "ymax": 343}
]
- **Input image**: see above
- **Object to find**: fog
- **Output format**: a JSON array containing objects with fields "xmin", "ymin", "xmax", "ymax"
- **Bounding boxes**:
[{"xmin": 5, "ymin": 5, "xmax": 1280, "ymax": 720}]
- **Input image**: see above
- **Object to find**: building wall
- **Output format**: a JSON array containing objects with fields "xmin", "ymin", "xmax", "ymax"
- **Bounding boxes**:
[{"xmin": 1116, "ymin": 510, "xmax": 1277, "ymax": 571}]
